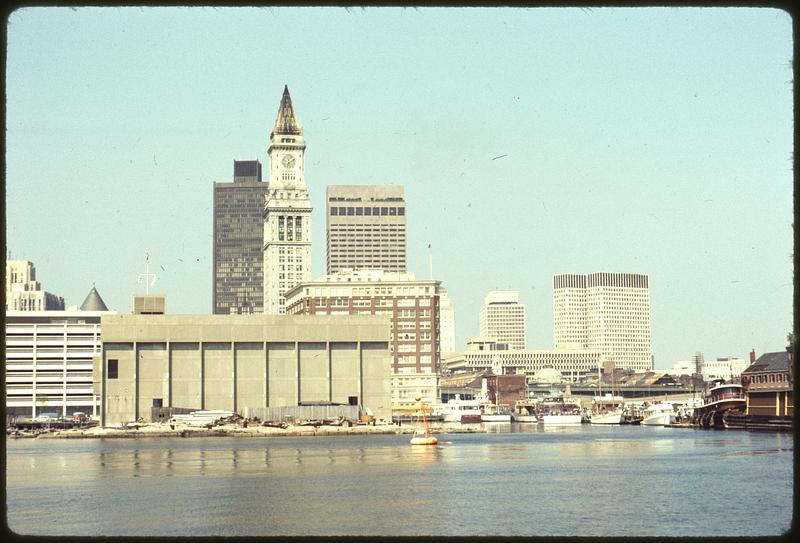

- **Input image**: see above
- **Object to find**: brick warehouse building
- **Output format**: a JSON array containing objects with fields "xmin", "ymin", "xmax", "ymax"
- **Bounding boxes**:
[{"xmin": 284, "ymin": 269, "xmax": 454, "ymax": 413}]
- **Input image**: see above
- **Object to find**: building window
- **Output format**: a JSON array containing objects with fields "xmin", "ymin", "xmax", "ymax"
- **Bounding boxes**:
[
  {"xmin": 108, "ymin": 359, "xmax": 118, "ymax": 379},
  {"xmin": 331, "ymin": 207, "xmax": 338, "ymax": 216}
]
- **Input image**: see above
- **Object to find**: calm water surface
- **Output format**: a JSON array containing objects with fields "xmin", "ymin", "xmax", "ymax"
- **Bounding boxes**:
[{"xmin": 5, "ymin": 424, "xmax": 793, "ymax": 537}]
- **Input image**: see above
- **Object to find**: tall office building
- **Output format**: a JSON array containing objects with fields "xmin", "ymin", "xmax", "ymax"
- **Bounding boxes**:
[
  {"xmin": 213, "ymin": 160, "xmax": 267, "ymax": 314},
  {"xmin": 553, "ymin": 272, "xmax": 652, "ymax": 371},
  {"xmin": 5, "ymin": 260, "xmax": 64, "ymax": 311},
  {"xmin": 263, "ymin": 86, "xmax": 313, "ymax": 315},
  {"xmin": 326, "ymin": 185, "xmax": 407, "ymax": 274},
  {"xmin": 479, "ymin": 291, "xmax": 526, "ymax": 350}
]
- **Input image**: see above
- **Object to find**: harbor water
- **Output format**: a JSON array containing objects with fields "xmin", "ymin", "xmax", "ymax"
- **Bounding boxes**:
[{"xmin": 5, "ymin": 424, "xmax": 793, "ymax": 537}]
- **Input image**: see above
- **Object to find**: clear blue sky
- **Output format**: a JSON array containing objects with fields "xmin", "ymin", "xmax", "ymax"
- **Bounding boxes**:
[{"xmin": 5, "ymin": 7, "xmax": 793, "ymax": 368}]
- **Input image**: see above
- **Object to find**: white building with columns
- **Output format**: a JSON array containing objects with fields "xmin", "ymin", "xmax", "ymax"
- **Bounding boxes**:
[{"xmin": 263, "ymin": 86, "xmax": 313, "ymax": 315}]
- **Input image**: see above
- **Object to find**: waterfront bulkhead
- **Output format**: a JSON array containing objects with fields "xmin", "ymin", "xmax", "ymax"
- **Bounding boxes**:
[{"xmin": 93, "ymin": 313, "xmax": 392, "ymax": 426}]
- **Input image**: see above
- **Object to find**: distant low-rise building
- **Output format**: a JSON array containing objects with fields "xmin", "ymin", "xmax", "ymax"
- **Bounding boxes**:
[
  {"xmin": 443, "ymin": 337, "xmax": 602, "ymax": 383},
  {"xmin": 702, "ymin": 357, "xmax": 748, "ymax": 382}
]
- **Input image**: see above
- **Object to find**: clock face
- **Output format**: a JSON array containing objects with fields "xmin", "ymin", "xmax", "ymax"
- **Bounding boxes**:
[{"xmin": 281, "ymin": 154, "xmax": 296, "ymax": 169}]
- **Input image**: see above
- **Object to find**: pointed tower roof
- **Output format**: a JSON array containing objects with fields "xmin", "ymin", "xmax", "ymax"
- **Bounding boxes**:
[
  {"xmin": 80, "ymin": 284, "xmax": 109, "ymax": 311},
  {"xmin": 271, "ymin": 85, "xmax": 302, "ymax": 138}
]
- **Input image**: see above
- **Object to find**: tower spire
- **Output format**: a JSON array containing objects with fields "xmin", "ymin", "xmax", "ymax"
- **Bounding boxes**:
[{"xmin": 271, "ymin": 85, "xmax": 302, "ymax": 138}]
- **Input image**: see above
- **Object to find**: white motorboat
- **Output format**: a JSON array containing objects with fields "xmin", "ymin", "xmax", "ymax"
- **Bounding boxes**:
[
  {"xmin": 480, "ymin": 404, "xmax": 512, "ymax": 422},
  {"xmin": 590, "ymin": 411, "xmax": 624, "ymax": 425},
  {"xmin": 511, "ymin": 411, "xmax": 539, "ymax": 423},
  {"xmin": 539, "ymin": 399, "xmax": 583, "ymax": 425},
  {"xmin": 541, "ymin": 413, "xmax": 583, "ymax": 425},
  {"xmin": 641, "ymin": 403, "xmax": 677, "ymax": 426},
  {"xmin": 438, "ymin": 396, "xmax": 482, "ymax": 423}
]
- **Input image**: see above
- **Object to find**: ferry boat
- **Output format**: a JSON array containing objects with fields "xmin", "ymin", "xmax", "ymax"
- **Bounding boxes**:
[
  {"xmin": 437, "ymin": 396, "xmax": 482, "ymax": 423},
  {"xmin": 538, "ymin": 399, "xmax": 583, "ymax": 425},
  {"xmin": 693, "ymin": 381, "xmax": 747, "ymax": 429},
  {"xmin": 641, "ymin": 403, "xmax": 676, "ymax": 426}
]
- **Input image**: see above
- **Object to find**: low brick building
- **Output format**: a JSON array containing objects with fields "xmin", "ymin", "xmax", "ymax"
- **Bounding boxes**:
[{"xmin": 741, "ymin": 350, "xmax": 793, "ymax": 419}]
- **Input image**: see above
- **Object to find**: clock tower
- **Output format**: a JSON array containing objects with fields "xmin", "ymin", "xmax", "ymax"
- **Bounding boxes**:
[{"xmin": 263, "ymin": 86, "xmax": 313, "ymax": 314}]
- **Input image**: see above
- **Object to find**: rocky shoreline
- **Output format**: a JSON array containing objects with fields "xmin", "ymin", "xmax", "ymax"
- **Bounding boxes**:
[{"xmin": 11, "ymin": 421, "xmax": 487, "ymax": 439}]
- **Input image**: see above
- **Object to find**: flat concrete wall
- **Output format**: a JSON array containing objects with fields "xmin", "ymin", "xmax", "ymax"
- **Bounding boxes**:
[
  {"xmin": 299, "ymin": 342, "xmax": 328, "ymax": 403},
  {"xmin": 171, "ymin": 343, "xmax": 201, "ymax": 409},
  {"xmin": 96, "ymin": 315, "xmax": 391, "ymax": 425},
  {"xmin": 331, "ymin": 342, "xmax": 359, "ymax": 404},
  {"xmin": 204, "ymin": 342, "xmax": 233, "ymax": 411},
  {"xmin": 268, "ymin": 342, "xmax": 297, "ymax": 407},
  {"xmin": 236, "ymin": 343, "xmax": 264, "ymax": 412}
]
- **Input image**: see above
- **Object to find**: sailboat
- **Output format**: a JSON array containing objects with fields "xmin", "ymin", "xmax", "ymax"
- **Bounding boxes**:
[
  {"xmin": 590, "ymin": 363, "xmax": 624, "ymax": 425},
  {"xmin": 410, "ymin": 396, "xmax": 438, "ymax": 446},
  {"xmin": 481, "ymin": 373, "xmax": 512, "ymax": 422}
]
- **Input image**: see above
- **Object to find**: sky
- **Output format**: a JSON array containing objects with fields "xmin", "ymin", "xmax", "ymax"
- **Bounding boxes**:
[{"xmin": 5, "ymin": 6, "xmax": 794, "ymax": 369}]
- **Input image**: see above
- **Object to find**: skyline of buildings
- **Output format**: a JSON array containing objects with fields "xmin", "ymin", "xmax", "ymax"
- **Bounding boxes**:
[{"xmin": 5, "ymin": 88, "xmax": 762, "ymax": 377}]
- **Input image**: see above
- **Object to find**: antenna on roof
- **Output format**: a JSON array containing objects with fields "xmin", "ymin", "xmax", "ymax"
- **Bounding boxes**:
[
  {"xmin": 428, "ymin": 243, "xmax": 432, "ymax": 280},
  {"xmin": 137, "ymin": 250, "xmax": 157, "ymax": 295}
]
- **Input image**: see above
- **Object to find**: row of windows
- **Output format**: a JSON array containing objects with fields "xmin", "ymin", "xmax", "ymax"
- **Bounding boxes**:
[{"xmin": 330, "ymin": 206, "xmax": 405, "ymax": 217}]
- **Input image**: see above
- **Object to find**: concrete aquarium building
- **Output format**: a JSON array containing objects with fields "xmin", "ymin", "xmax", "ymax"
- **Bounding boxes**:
[{"xmin": 93, "ymin": 311, "xmax": 392, "ymax": 426}]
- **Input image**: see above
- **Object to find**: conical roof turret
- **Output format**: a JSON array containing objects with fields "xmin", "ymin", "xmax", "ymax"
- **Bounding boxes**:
[
  {"xmin": 270, "ymin": 85, "xmax": 302, "ymax": 138},
  {"xmin": 80, "ymin": 284, "xmax": 109, "ymax": 311}
]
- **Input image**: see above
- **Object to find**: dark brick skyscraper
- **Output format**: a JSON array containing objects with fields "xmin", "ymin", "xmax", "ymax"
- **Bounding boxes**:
[{"xmin": 213, "ymin": 160, "xmax": 266, "ymax": 314}]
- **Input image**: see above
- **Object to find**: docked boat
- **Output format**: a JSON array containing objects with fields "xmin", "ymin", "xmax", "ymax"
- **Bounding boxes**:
[
  {"xmin": 511, "ymin": 410, "xmax": 539, "ymax": 423},
  {"xmin": 477, "ymin": 373, "xmax": 512, "ymax": 422},
  {"xmin": 641, "ymin": 403, "xmax": 676, "ymax": 426},
  {"xmin": 693, "ymin": 381, "xmax": 747, "ymax": 429},
  {"xmin": 480, "ymin": 405, "xmax": 512, "ymax": 423},
  {"xmin": 438, "ymin": 396, "xmax": 482, "ymax": 423},
  {"xmin": 538, "ymin": 399, "xmax": 583, "ymax": 425},
  {"xmin": 590, "ymin": 411, "xmax": 624, "ymax": 425},
  {"xmin": 512, "ymin": 400, "xmax": 539, "ymax": 422},
  {"xmin": 590, "ymin": 394, "xmax": 624, "ymax": 425}
]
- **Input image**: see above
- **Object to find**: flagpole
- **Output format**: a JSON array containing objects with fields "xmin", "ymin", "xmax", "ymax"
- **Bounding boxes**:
[{"xmin": 428, "ymin": 243, "xmax": 432, "ymax": 280}]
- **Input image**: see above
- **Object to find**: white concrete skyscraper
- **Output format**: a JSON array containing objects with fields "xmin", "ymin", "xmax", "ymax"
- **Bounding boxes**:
[
  {"xmin": 263, "ymin": 86, "xmax": 313, "ymax": 315},
  {"xmin": 553, "ymin": 272, "xmax": 652, "ymax": 371},
  {"xmin": 479, "ymin": 291, "xmax": 526, "ymax": 350}
]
